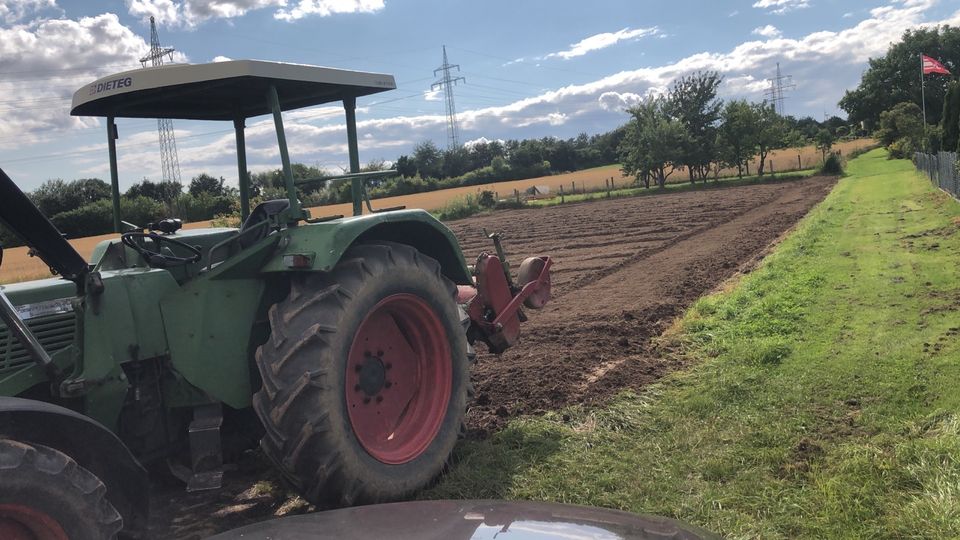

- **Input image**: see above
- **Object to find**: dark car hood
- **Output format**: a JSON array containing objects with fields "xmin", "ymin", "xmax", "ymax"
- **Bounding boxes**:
[{"xmin": 206, "ymin": 499, "xmax": 720, "ymax": 539}]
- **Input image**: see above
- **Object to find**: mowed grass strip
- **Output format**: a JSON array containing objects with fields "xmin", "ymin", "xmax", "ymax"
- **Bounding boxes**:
[{"xmin": 426, "ymin": 148, "xmax": 960, "ymax": 539}]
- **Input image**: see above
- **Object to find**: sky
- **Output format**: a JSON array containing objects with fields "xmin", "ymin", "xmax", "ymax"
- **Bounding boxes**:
[{"xmin": 0, "ymin": 0, "xmax": 958, "ymax": 191}]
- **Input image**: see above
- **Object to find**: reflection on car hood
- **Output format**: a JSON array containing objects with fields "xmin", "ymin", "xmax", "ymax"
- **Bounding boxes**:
[{"xmin": 206, "ymin": 499, "xmax": 721, "ymax": 540}]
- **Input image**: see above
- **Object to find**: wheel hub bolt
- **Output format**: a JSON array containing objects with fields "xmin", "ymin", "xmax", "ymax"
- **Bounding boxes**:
[{"xmin": 376, "ymin": 395, "xmax": 383, "ymax": 403}]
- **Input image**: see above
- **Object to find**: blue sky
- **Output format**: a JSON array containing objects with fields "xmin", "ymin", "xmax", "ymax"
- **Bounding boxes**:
[{"xmin": 1, "ymin": 0, "xmax": 958, "ymax": 191}]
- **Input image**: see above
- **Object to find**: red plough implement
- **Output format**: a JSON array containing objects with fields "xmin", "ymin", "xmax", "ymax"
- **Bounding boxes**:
[{"xmin": 457, "ymin": 231, "xmax": 552, "ymax": 353}]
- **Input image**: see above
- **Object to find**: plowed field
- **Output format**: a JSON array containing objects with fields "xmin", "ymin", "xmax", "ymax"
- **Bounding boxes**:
[
  {"xmin": 447, "ymin": 175, "xmax": 836, "ymax": 434},
  {"xmin": 149, "ymin": 175, "xmax": 835, "ymax": 537}
]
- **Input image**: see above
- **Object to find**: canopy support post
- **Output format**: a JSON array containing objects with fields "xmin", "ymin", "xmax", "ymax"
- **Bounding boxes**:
[
  {"xmin": 107, "ymin": 117, "xmax": 121, "ymax": 233},
  {"xmin": 344, "ymin": 96, "xmax": 362, "ymax": 217},
  {"xmin": 234, "ymin": 117, "xmax": 250, "ymax": 222},
  {"xmin": 267, "ymin": 84, "xmax": 303, "ymax": 223}
]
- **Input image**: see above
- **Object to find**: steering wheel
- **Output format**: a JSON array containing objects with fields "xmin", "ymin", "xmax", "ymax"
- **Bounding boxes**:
[{"xmin": 121, "ymin": 231, "xmax": 201, "ymax": 268}]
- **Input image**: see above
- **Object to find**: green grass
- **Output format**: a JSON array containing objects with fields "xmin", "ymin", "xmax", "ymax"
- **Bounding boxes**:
[
  {"xmin": 426, "ymin": 149, "xmax": 960, "ymax": 539},
  {"xmin": 528, "ymin": 169, "xmax": 816, "ymax": 207}
]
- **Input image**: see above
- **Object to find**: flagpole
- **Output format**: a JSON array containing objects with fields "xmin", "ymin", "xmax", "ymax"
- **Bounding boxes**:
[{"xmin": 920, "ymin": 53, "xmax": 927, "ymax": 151}]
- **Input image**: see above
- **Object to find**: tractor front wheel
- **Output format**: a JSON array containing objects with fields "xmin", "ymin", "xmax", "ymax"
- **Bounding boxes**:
[
  {"xmin": 0, "ymin": 439, "xmax": 123, "ymax": 540},
  {"xmin": 253, "ymin": 242, "xmax": 470, "ymax": 505}
]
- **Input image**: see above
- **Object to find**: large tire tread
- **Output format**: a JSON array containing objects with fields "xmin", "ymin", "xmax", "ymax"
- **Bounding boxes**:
[
  {"xmin": 0, "ymin": 439, "xmax": 123, "ymax": 540},
  {"xmin": 254, "ymin": 242, "xmax": 470, "ymax": 505}
]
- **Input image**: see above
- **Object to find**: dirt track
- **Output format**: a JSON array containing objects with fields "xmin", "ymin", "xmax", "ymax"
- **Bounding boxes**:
[{"xmin": 149, "ymin": 175, "xmax": 836, "ymax": 538}]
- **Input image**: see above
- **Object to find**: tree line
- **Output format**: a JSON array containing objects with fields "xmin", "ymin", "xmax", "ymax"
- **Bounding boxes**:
[
  {"xmin": 2, "ymin": 80, "xmax": 854, "ymax": 248},
  {"xmin": 840, "ymin": 25, "xmax": 959, "ymax": 157},
  {"xmin": 617, "ymin": 71, "xmax": 849, "ymax": 188}
]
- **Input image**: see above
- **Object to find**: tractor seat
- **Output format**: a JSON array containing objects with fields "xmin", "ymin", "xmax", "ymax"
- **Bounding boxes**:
[{"xmin": 238, "ymin": 199, "xmax": 289, "ymax": 248}]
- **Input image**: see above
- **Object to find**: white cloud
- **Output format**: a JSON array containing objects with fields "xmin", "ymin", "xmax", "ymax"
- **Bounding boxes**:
[
  {"xmin": 211, "ymin": 55, "xmax": 232, "ymax": 62},
  {"xmin": 9, "ymin": 0, "xmax": 960, "ymax": 189},
  {"xmin": 544, "ymin": 27, "xmax": 660, "ymax": 60},
  {"xmin": 728, "ymin": 10, "xmax": 739, "ymax": 17},
  {"xmin": 0, "ymin": 0, "xmax": 60, "ymax": 23},
  {"xmin": 463, "ymin": 136, "xmax": 504, "ymax": 148},
  {"xmin": 598, "ymin": 91, "xmax": 643, "ymax": 112},
  {"xmin": 723, "ymin": 75, "xmax": 771, "ymax": 95},
  {"xmin": 0, "ymin": 13, "xmax": 168, "ymax": 147},
  {"xmin": 126, "ymin": 0, "xmax": 179, "ymax": 24},
  {"xmin": 125, "ymin": 0, "xmax": 384, "ymax": 27},
  {"xmin": 138, "ymin": 0, "xmax": 958, "ymax": 182},
  {"xmin": 752, "ymin": 0, "xmax": 810, "ymax": 14},
  {"xmin": 752, "ymin": 24, "xmax": 782, "ymax": 38},
  {"xmin": 423, "ymin": 89, "xmax": 441, "ymax": 101},
  {"xmin": 275, "ymin": 0, "xmax": 385, "ymax": 21},
  {"xmin": 842, "ymin": 12, "xmax": 853, "ymax": 18}
]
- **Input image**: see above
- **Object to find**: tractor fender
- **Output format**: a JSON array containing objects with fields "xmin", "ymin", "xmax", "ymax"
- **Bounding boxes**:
[
  {"xmin": 260, "ymin": 209, "xmax": 474, "ymax": 285},
  {"xmin": 0, "ymin": 396, "xmax": 149, "ymax": 537}
]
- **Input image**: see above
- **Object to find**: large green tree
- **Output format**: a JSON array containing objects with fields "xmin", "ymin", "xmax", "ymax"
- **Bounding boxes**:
[
  {"xmin": 126, "ymin": 179, "xmax": 182, "ymax": 202},
  {"xmin": 754, "ymin": 103, "xmax": 788, "ymax": 176},
  {"xmin": 716, "ymin": 100, "xmax": 759, "ymax": 179},
  {"xmin": 839, "ymin": 26, "xmax": 959, "ymax": 130},
  {"xmin": 941, "ymin": 80, "xmax": 960, "ymax": 151},
  {"xmin": 412, "ymin": 140, "xmax": 443, "ymax": 179},
  {"xmin": 30, "ymin": 178, "xmax": 110, "ymax": 217},
  {"xmin": 875, "ymin": 102, "xmax": 925, "ymax": 157},
  {"xmin": 188, "ymin": 173, "xmax": 229, "ymax": 197},
  {"xmin": 618, "ymin": 97, "xmax": 689, "ymax": 188},
  {"xmin": 666, "ymin": 71, "xmax": 723, "ymax": 182}
]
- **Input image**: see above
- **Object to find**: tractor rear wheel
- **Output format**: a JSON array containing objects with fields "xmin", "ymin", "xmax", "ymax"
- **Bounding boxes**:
[
  {"xmin": 253, "ymin": 242, "xmax": 471, "ymax": 505},
  {"xmin": 0, "ymin": 439, "xmax": 123, "ymax": 540}
]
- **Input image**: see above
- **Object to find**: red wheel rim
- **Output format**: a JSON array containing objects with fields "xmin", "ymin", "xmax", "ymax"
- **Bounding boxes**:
[
  {"xmin": 0, "ymin": 505, "xmax": 68, "ymax": 540},
  {"xmin": 346, "ymin": 293, "xmax": 452, "ymax": 464}
]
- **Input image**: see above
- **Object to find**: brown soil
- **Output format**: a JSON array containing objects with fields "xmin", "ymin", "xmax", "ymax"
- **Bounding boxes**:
[
  {"xmin": 147, "ymin": 175, "xmax": 835, "ymax": 538},
  {"xmin": 448, "ymin": 175, "xmax": 836, "ymax": 434}
]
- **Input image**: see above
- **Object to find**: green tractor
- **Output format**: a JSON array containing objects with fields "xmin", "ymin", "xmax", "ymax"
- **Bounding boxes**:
[{"xmin": 0, "ymin": 60, "xmax": 551, "ymax": 539}]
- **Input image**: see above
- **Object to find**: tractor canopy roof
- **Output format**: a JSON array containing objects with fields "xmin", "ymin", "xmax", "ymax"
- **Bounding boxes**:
[{"xmin": 70, "ymin": 60, "xmax": 396, "ymax": 120}]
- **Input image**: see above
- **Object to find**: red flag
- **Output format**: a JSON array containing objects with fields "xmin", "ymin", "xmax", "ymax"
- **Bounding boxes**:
[{"xmin": 922, "ymin": 54, "xmax": 951, "ymax": 75}]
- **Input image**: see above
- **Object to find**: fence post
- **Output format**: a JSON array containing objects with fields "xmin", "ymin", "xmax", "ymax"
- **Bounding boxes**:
[
  {"xmin": 798, "ymin": 154, "xmax": 801, "ymax": 170},
  {"xmin": 746, "ymin": 161, "xmax": 750, "ymax": 176},
  {"xmin": 571, "ymin": 181, "xmax": 575, "ymax": 195},
  {"xmin": 559, "ymin": 184, "xmax": 565, "ymax": 203},
  {"xmin": 515, "ymin": 189, "xmax": 520, "ymax": 204}
]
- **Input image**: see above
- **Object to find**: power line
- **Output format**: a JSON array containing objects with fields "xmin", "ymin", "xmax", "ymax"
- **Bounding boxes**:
[
  {"xmin": 139, "ymin": 16, "xmax": 182, "ymax": 185},
  {"xmin": 764, "ymin": 62, "xmax": 795, "ymax": 116},
  {"xmin": 431, "ymin": 45, "xmax": 466, "ymax": 149}
]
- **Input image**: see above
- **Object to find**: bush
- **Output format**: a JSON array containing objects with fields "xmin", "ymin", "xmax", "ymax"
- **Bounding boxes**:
[
  {"xmin": 478, "ymin": 190, "xmax": 496, "ymax": 208},
  {"xmin": 888, "ymin": 137, "xmax": 915, "ymax": 159},
  {"xmin": 819, "ymin": 152, "xmax": 844, "ymax": 175},
  {"xmin": 433, "ymin": 195, "xmax": 482, "ymax": 221},
  {"xmin": 50, "ymin": 200, "xmax": 112, "ymax": 238},
  {"xmin": 170, "ymin": 193, "xmax": 237, "ymax": 222}
]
